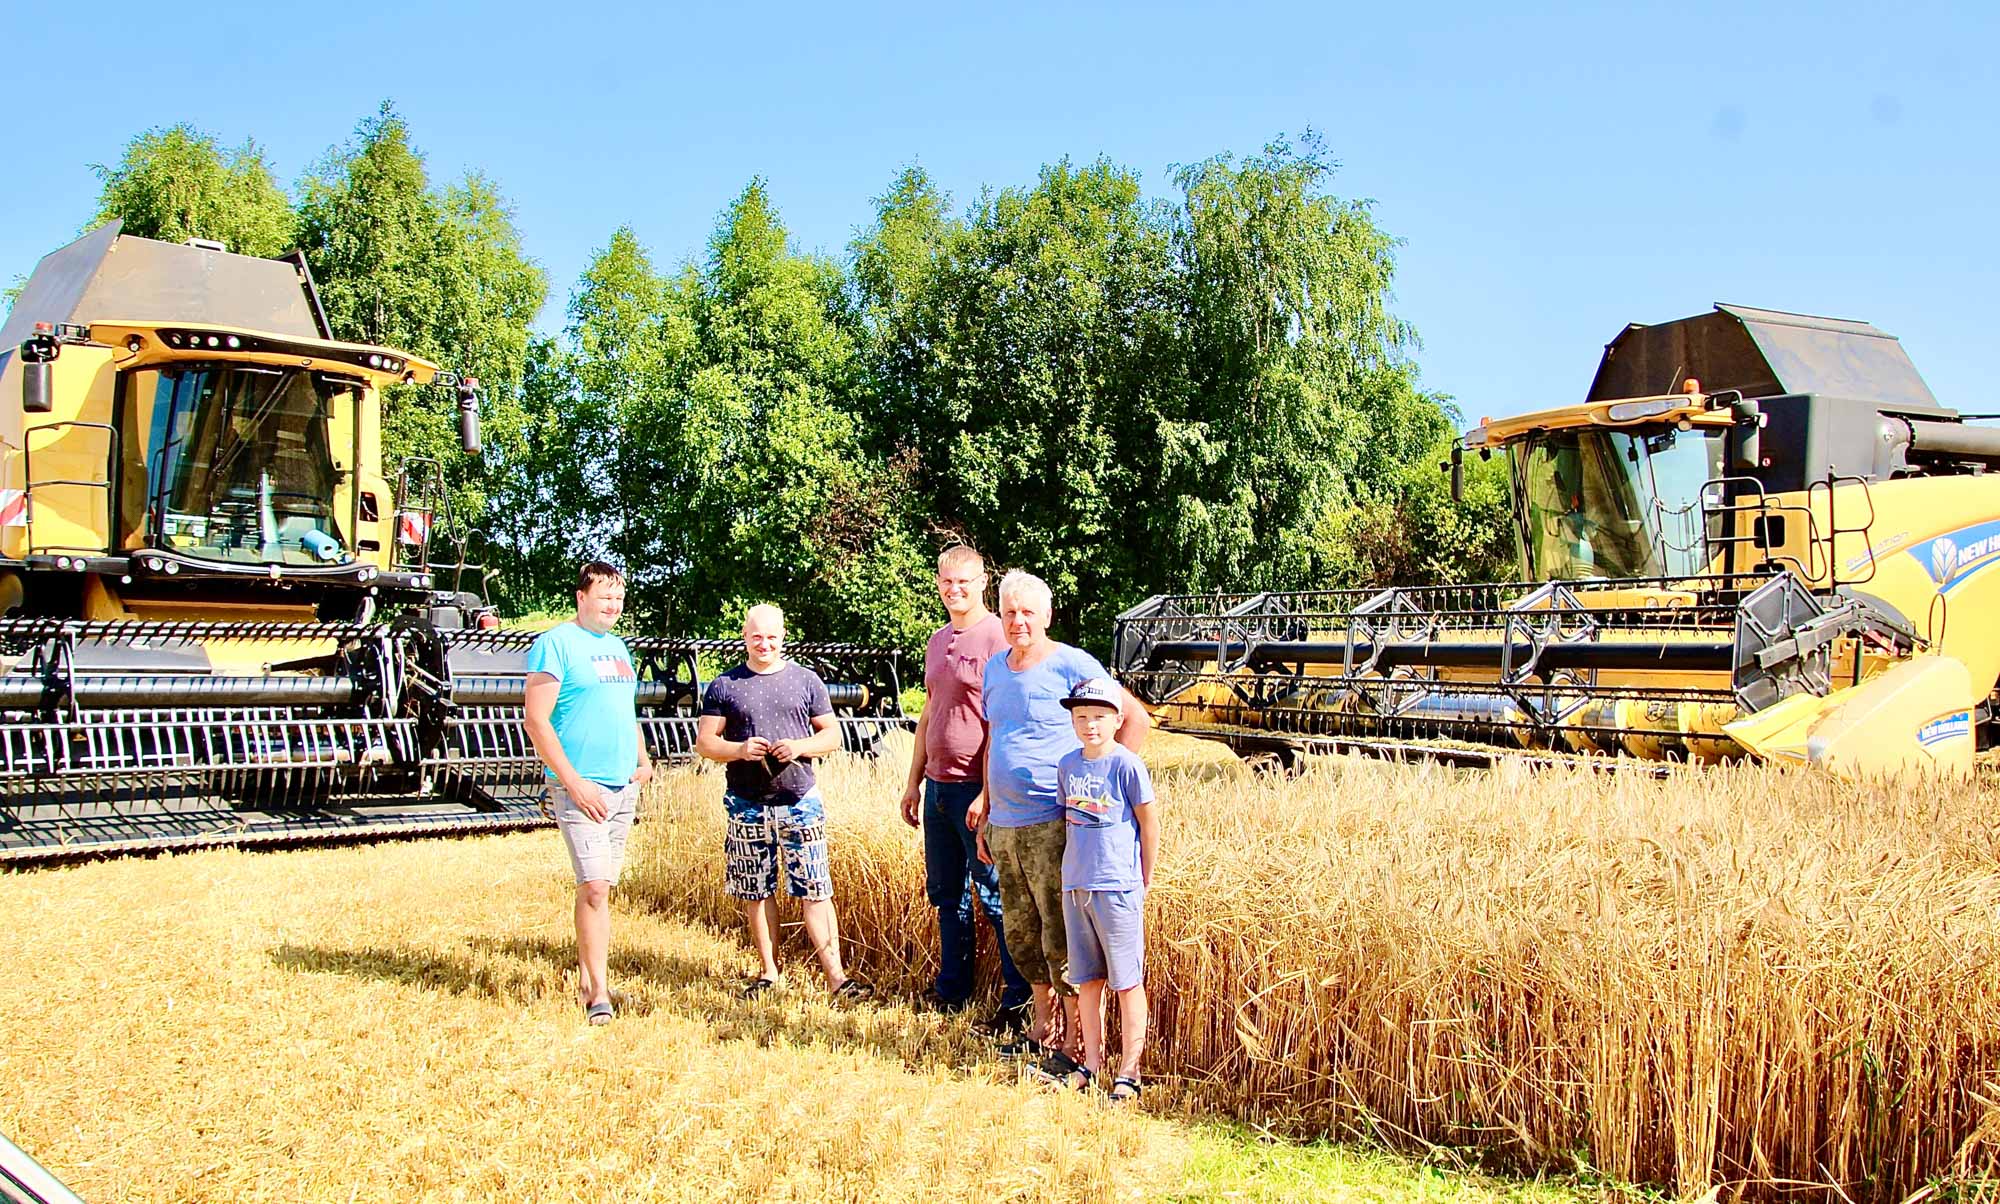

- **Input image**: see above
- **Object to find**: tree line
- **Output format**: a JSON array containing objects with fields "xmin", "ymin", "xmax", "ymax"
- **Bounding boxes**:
[{"xmin": 55, "ymin": 104, "xmax": 1514, "ymax": 653}]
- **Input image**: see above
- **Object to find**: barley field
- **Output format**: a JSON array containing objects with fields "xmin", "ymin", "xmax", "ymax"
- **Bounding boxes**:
[{"xmin": 629, "ymin": 734, "xmax": 2000, "ymax": 1202}]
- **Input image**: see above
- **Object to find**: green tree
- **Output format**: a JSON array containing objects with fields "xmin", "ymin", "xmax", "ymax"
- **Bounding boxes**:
[
  {"xmin": 684, "ymin": 182, "xmax": 932, "ymax": 647},
  {"xmin": 295, "ymin": 103, "xmax": 546, "ymax": 547},
  {"xmin": 853, "ymin": 158, "xmax": 1180, "ymax": 644},
  {"xmin": 527, "ymin": 190, "xmax": 933, "ymax": 646},
  {"xmin": 91, "ymin": 124, "xmax": 296, "ymax": 257},
  {"xmin": 1165, "ymin": 131, "xmax": 1426, "ymax": 595},
  {"xmin": 852, "ymin": 137, "xmax": 1480, "ymax": 651}
]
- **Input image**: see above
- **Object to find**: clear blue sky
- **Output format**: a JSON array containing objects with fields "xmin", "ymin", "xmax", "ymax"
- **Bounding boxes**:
[{"xmin": 3, "ymin": 0, "xmax": 1991, "ymax": 415}]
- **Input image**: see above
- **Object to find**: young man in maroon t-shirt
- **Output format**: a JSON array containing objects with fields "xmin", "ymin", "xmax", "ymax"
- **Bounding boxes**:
[{"xmin": 900, "ymin": 545, "xmax": 1032, "ymax": 1031}]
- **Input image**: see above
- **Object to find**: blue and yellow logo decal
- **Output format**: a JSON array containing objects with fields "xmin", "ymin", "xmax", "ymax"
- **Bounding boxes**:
[
  {"xmin": 1917, "ymin": 710, "xmax": 1972, "ymax": 749},
  {"xmin": 1908, "ymin": 519, "xmax": 2000, "ymax": 594}
]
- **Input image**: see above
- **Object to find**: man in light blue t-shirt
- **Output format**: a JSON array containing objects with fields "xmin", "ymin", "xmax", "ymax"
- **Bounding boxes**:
[
  {"xmin": 976, "ymin": 569, "xmax": 1149, "ymax": 1073},
  {"xmin": 525, "ymin": 560, "xmax": 654, "ymax": 1025}
]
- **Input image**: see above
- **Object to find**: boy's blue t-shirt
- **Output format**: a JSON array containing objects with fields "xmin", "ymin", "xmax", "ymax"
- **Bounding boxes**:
[
  {"xmin": 525, "ymin": 622, "xmax": 639, "ymax": 787},
  {"xmin": 1058, "ymin": 744, "xmax": 1155, "ymax": 891},
  {"xmin": 981, "ymin": 642, "xmax": 1110, "ymax": 827}
]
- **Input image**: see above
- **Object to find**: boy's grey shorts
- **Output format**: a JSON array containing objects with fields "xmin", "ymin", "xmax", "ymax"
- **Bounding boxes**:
[
  {"xmin": 1063, "ymin": 887, "xmax": 1146, "ymax": 993},
  {"xmin": 547, "ymin": 781, "xmax": 640, "ymax": 885}
]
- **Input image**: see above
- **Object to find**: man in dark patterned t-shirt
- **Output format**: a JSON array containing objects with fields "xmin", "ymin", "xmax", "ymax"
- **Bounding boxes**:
[{"xmin": 695, "ymin": 603, "xmax": 873, "ymax": 1002}]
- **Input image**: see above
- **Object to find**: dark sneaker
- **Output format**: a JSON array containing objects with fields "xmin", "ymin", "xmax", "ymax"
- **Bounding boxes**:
[
  {"xmin": 922, "ymin": 988, "xmax": 970, "ymax": 1014},
  {"xmin": 972, "ymin": 1001, "xmax": 1030, "ymax": 1037}
]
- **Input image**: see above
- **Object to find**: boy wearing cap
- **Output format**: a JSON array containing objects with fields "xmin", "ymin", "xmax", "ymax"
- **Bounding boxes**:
[{"xmin": 1054, "ymin": 677, "xmax": 1158, "ymax": 1102}]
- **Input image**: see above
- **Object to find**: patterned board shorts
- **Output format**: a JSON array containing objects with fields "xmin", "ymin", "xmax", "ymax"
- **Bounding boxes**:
[{"xmin": 724, "ymin": 793, "xmax": 832, "ymax": 901}]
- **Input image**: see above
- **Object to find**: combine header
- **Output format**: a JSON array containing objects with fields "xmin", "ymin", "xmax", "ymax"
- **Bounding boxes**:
[
  {"xmin": 1116, "ymin": 306, "xmax": 2000, "ymax": 778},
  {"xmin": 0, "ymin": 224, "xmax": 905, "ymax": 860}
]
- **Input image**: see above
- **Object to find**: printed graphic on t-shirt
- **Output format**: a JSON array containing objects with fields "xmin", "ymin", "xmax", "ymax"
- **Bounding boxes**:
[
  {"xmin": 1064, "ymin": 776, "xmax": 1117, "ymax": 825},
  {"xmin": 593, "ymin": 654, "xmax": 636, "ymax": 683}
]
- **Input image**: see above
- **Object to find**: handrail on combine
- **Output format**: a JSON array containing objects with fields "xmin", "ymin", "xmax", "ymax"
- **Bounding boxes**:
[{"xmin": 21, "ymin": 421, "xmax": 119, "ymax": 558}]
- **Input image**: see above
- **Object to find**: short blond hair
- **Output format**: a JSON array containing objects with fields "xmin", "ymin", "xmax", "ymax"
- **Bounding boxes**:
[
  {"xmin": 742, "ymin": 603, "xmax": 786, "ymax": 633},
  {"xmin": 938, "ymin": 545, "xmax": 985, "ymax": 574}
]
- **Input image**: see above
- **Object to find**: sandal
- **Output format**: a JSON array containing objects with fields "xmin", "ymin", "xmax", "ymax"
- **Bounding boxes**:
[
  {"xmin": 739, "ymin": 976, "xmax": 781, "ymax": 1000},
  {"xmin": 831, "ymin": 978, "xmax": 875, "ymax": 1003},
  {"xmin": 1027, "ymin": 1059, "xmax": 1094, "ymax": 1092},
  {"xmin": 1107, "ymin": 1076, "xmax": 1143, "ymax": 1103},
  {"xmin": 585, "ymin": 1000, "xmax": 614, "ymax": 1026},
  {"xmin": 995, "ymin": 1035, "xmax": 1046, "ymax": 1061}
]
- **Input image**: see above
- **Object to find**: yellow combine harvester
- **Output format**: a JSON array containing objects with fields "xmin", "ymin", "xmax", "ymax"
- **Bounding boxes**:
[
  {"xmin": 1114, "ymin": 305, "xmax": 1999, "ymax": 778},
  {"xmin": 0, "ymin": 223, "xmax": 907, "ymax": 859}
]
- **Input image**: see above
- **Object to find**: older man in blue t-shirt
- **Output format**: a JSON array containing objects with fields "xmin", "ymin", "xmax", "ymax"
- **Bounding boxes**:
[
  {"xmin": 524, "ymin": 560, "xmax": 655, "ymax": 1026},
  {"xmin": 976, "ymin": 570, "xmax": 1149, "ymax": 1070}
]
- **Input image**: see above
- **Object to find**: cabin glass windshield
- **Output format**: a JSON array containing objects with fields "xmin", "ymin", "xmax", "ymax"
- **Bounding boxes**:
[
  {"xmin": 137, "ymin": 365, "xmax": 352, "ymax": 565},
  {"xmin": 1513, "ymin": 425, "xmax": 1724, "ymax": 580}
]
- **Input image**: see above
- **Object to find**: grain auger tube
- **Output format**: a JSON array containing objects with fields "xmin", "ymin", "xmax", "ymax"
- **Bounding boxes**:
[{"xmin": 1114, "ymin": 305, "xmax": 2000, "ymax": 779}]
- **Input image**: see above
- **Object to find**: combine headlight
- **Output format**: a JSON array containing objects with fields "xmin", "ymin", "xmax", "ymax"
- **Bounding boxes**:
[
  {"xmin": 226, "ymin": 335, "xmax": 241, "ymax": 349},
  {"xmin": 368, "ymin": 354, "xmax": 383, "ymax": 368},
  {"xmin": 144, "ymin": 557, "xmax": 163, "ymax": 571},
  {"xmin": 206, "ymin": 335, "xmax": 220, "ymax": 348},
  {"xmin": 1607, "ymin": 398, "xmax": 1675, "ymax": 422},
  {"xmin": 164, "ymin": 562, "xmax": 179, "ymax": 574},
  {"xmin": 55, "ymin": 556, "xmax": 70, "ymax": 570}
]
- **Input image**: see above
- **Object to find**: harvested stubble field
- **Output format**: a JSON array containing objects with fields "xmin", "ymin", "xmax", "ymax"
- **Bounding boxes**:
[
  {"xmin": 629, "ymin": 734, "xmax": 2000, "ymax": 1202},
  {"xmin": 0, "ymin": 741, "xmax": 1580, "ymax": 1204}
]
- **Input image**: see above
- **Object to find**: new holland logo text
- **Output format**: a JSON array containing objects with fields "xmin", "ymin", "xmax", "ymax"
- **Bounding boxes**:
[
  {"xmin": 1909, "ymin": 518, "xmax": 2000, "ymax": 590},
  {"xmin": 1917, "ymin": 711, "xmax": 1971, "ymax": 748}
]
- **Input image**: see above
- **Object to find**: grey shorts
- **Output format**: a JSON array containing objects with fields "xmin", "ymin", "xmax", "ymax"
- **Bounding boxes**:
[
  {"xmin": 1063, "ymin": 888, "xmax": 1145, "ymax": 992},
  {"xmin": 547, "ymin": 781, "xmax": 639, "ymax": 885}
]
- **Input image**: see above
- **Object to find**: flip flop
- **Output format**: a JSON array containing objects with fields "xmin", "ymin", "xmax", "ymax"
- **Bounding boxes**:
[
  {"xmin": 1107, "ymin": 1076, "xmax": 1143, "ymax": 1103},
  {"xmin": 740, "ymin": 976, "xmax": 781, "ymax": 1000},
  {"xmin": 586, "ymin": 1000, "xmax": 614, "ymax": 1026}
]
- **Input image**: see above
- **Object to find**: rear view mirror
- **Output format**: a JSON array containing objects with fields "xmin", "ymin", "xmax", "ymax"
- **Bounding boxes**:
[
  {"xmin": 21, "ymin": 326, "xmax": 59, "ymax": 414},
  {"xmin": 1729, "ymin": 399, "xmax": 1763, "ymax": 471},
  {"xmin": 1449, "ymin": 444, "xmax": 1464, "ymax": 503}
]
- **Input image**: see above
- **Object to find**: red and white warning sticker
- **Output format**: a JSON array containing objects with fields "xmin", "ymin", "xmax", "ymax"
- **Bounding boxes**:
[
  {"xmin": 396, "ymin": 510, "xmax": 432, "ymax": 545},
  {"xmin": 0, "ymin": 489, "xmax": 25, "ymax": 528}
]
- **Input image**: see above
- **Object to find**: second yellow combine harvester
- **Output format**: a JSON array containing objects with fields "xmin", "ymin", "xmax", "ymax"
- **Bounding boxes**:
[{"xmin": 1114, "ymin": 305, "xmax": 1999, "ymax": 778}]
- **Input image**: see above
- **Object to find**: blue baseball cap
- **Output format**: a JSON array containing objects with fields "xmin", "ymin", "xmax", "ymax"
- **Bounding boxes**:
[{"xmin": 1060, "ymin": 677, "xmax": 1122, "ymax": 711}]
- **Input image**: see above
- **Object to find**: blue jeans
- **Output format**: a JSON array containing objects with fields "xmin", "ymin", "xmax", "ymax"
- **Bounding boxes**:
[{"xmin": 923, "ymin": 779, "xmax": 1031, "ymax": 1008}]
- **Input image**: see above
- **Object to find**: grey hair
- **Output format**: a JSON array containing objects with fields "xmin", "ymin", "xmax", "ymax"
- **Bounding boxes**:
[{"xmin": 996, "ymin": 569, "xmax": 1052, "ymax": 614}]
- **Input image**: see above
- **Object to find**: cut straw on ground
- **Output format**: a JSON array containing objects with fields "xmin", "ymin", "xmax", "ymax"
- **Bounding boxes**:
[{"xmin": 0, "ymin": 772, "xmax": 1596, "ymax": 1203}]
